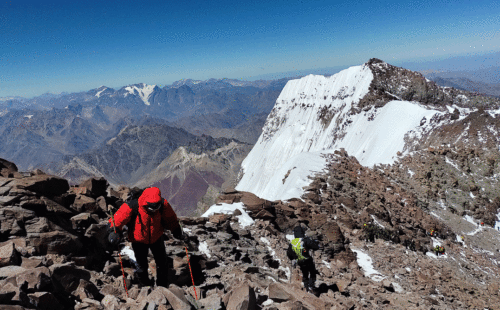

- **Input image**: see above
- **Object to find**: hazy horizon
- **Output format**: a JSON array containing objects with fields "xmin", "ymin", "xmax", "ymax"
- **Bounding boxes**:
[{"xmin": 1, "ymin": 0, "xmax": 499, "ymax": 98}]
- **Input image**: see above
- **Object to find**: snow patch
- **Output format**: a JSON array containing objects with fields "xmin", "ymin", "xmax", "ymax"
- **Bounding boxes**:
[
  {"xmin": 392, "ymin": 282, "xmax": 404, "ymax": 293},
  {"xmin": 371, "ymin": 215, "xmax": 385, "ymax": 228},
  {"xmin": 465, "ymin": 215, "xmax": 477, "ymax": 226},
  {"xmin": 120, "ymin": 246, "xmax": 137, "ymax": 264},
  {"xmin": 198, "ymin": 241, "xmax": 211, "ymax": 258},
  {"xmin": 430, "ymin": 212, "xmax": 442, "ymax": 220},
  {"xmin": 352, "ymin": 249, "xmax": 386, "ymax": 281},
  {"xmin": 124, "ymin": 84, "xmax": 156, "ymax": 105},
  {"xmin": 495, "ymin": 211, "xmax": 500, "ymax": 231},
  {"xmin": 202, "ymin": 202, "xmax": 254, "ymax": 228},
  {"xmin": 95, "ymin": 88, "xmax": 106, "ymax": 98},
  {"xmin": 486, "ymin": 107, "xmax": 500, "ymax": 118}
]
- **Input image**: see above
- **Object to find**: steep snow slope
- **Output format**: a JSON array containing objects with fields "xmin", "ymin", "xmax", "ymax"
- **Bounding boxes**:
[{"xmin": 236, "ymin": 63, "xmax": 444, "ymax": 201}]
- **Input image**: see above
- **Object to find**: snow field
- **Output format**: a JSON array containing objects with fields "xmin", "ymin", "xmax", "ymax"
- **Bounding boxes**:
[{"xmin": 237, "ymin": 63, "xmax": 448, "ymax": 202}]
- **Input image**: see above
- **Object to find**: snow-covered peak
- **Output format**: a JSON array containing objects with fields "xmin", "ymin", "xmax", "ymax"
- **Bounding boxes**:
[
  {"xmin": 95, "ymin": 87, "xmax": 107, "ymax": 98},
  {"xmin": 236, "ymin": 63, "xmax": 444, "ymax": 201},
  {"xmin": 124, "ymin": 83, "xmax": 156, "ymax": 105}
]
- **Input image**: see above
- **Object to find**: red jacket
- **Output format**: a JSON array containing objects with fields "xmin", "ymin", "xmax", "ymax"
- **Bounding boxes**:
[{"xmin": 109, "ymin": 187, "xmax": 180, "ymax": 244}]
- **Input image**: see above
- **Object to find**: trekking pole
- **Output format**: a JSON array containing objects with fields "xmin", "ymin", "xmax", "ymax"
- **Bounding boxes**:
[
  {"xmin": 108, "ymin": 210, "xmax": 129, "ymax": 298},
  {"xmin": 185, "ymin": 246, "xmax": 198, "ymax": 300}
]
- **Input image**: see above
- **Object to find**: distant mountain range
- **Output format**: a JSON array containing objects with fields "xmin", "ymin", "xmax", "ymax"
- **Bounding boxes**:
[
  {"xmin": 426, "ymin": 76, "xmax": 500, "ymax": 98},
  {"xmin": 0, "ymin": 76, "xmax": 301, "ymax": 216}
]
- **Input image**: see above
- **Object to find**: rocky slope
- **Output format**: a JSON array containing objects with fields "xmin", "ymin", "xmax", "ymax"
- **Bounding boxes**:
[{"xmin": 1, "ymin": 147, "xmax": 499, "ymax": 309}]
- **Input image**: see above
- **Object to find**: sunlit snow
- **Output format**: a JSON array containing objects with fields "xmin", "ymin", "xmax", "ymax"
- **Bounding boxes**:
[
  {"xmin": 124, "ymin": 84, "xmax": 156, "ymax": 105},
  {"xmin": 352, "ymin": 249, "xmax": 386, "ymax": 281},
  {"xmin": 236, "ymin": 63, "xmax": 443, "ymax": 201},
  {"xmin": 95, "ymin": 88, "xmax": 106, "ymax": 98},
  {"xmin": 121, "ymin": 246, "xmax": 137, "ymax": 264},
  {"xmin": 201, "ymin": 202, "xmax": 254, "ymax": 228},
  {"xmin": 198, "ymin": 241, "xmax": 211, "ymax": 258}
]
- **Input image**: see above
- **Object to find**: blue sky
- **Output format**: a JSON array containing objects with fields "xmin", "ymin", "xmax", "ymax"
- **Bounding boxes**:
[{"xmin": 1, "ymin": 0, "xmax": 499, "ymax": 98}]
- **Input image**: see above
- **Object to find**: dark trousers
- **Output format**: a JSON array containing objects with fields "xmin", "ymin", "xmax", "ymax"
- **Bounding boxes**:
[
  {"xmin": 299, "ymin": 259, "xmax": 317, "ymax": 289},
  {"xmin": 131, "ymin": 236, "xmax": 169, "ymax": 287}
]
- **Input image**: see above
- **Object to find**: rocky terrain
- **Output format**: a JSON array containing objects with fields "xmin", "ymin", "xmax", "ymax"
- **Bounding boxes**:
[{"xmin": 1, "ymin": 148, "xmax": 499, "ymax": 309}]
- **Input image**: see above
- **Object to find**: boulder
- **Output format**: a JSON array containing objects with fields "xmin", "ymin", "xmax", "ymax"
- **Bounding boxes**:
[
  {"xmin": 209, "ymin": 213, "xmax": 231, "ymax": 224},
  {"xmin": 80, "ymin": 177, "xmax": 108, "ymax": 199},
  {"xmin": 199, "ymin": 293, "xmax": 222, "ymax": 310},
  {"xmin": 240, "ymin": 192, "xmax": 266, "ymax": 212},
  {"xmin": 27, "ymin": 230, "xmax": 83, "ymax": 255},
  {"xmin": 101, "ymin": 294, "xmax": 120, "ymax": 310},
  {"xmin": 253, "ymin": 209, "xmax": 275, "ymax": 220},
  {"xmin": 0, "ymin": 282, "xmax": 18, "ymax": 304},
  {"xmin": 268, "ymin": 282, "xmax": 294, "ymax": 302},
  {"xmin": 85, "ymin": 223, "xmax": 111, "ymax": 250},
  {"xmin": 16, "ymin": 267, "xmax": 52, "ymax": 291},
  {"xmin": 224, "ymin": 282, "xmax": 256, "ymax": 310},
  {"xmin": 179, "ymin": 216, "xmax": 208, "ymax": 225},
  {"xmin": 0, "ymin": 207, "xmax": 36, "ymax": 236},
  {"xmin": 135, "ymin": 286, "xmax": 152, "ymax": 304},
  {"xmin": 0, "ymin": 158, "xmax": 20, "ymax": 178},
  {"xmin": 26, "ymin": 292, "xmax": 63, "ymax": 310},
  {"xmin": 41, "ymin": 196, "xmax": 76, "ymax": 215},
  {"xmin": 71, "ymin": 194, "xmax": 97, "ymax": 213},
  {"xmin": 49, "ymin": 262, "xmax": 91, "ymax": 293},
  {"xmin": 19, "ymin": 197, "xmax": 47, "ymax": 213},
  {"xmin": 0, "ymin": 241, "xmax": 21, "ymax": 267},
  {"xmin": 70, "ymin": 186, "xmax": 89, "ymax": 196},
  {"xmin": 100, "ymin": 284, "xmax": 123, "ymax": 298},
  {"xmin": 96, "ymin": 196, "xmax": 108, "ymax": 212},
  {"xmin": 103, "ymin": 262, "xmax": 122, "ymax": 277},
  {"xmin": 73, "ymin": 279, "xmax": 103, "ymax": 301},
  {"xmin": 0, "ymin": 194, "xmax": 21, "ymax": 207},
  {"xmin": 0, "ymin": 266, "xmax": 26, "ymax": 279},
  {"xmin": 25, "ymin": 217, "xmax": 60, "ymax": 234},
  {"xmin": 163, "ymin": 285, "xmax": 191, "ymax": 310},
  {"xmin": 70, "ymin": 213, "xmax": 99, "ymax": 230},
  {"xmin": 10, "ymin": 175, "xmax": 69, "ymax": 198},
  {"xmin": 20, "ymin": 257, "xmax": 44, "ymax": 269}
]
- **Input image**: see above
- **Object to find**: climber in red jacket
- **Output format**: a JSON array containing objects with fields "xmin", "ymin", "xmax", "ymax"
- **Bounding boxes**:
[{"xmin": 107, "ymin": 187, "xmax": 186, "ymax": 287}]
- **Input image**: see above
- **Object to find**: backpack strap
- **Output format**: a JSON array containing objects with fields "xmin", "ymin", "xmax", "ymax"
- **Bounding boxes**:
[
  {"xmin": 291, "ymin": 238, "xmax": 306, "ymax": 261},
  {"xmin": 127, "ymin": 199, "xmax": 141, "ymax": 235}
]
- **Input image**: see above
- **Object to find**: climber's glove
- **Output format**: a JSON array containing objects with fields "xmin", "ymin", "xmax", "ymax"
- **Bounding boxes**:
[{"xmin": 107, "ymin": 224, "xmax": 121, "ymax": 248}]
